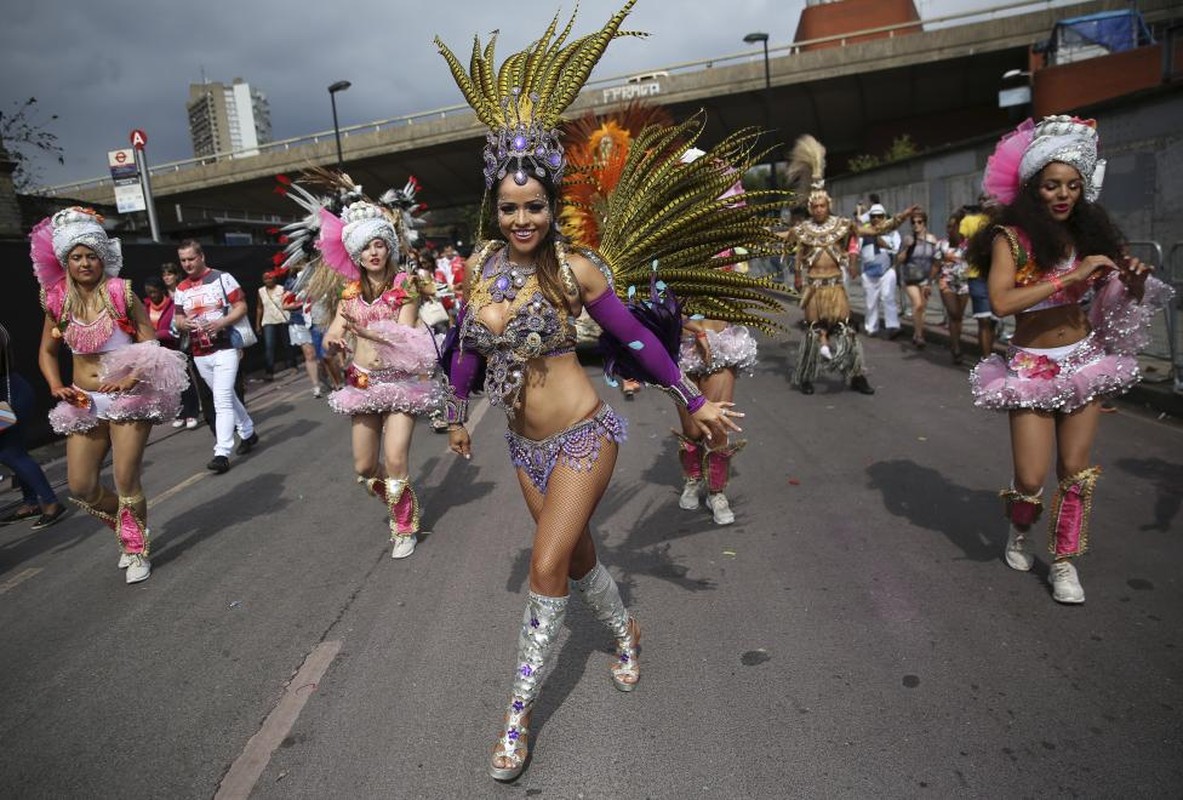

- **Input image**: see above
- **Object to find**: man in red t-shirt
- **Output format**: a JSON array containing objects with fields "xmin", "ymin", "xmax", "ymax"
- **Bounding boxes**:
[{"xmin": 172, "ymin": 240, "xmax": 258, "ymax": 473}]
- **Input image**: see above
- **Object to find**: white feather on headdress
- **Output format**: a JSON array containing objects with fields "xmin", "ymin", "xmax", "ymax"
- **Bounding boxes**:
[{"xmin": 788, "ymin": 134, "xmax": 827, "ymax": 199}]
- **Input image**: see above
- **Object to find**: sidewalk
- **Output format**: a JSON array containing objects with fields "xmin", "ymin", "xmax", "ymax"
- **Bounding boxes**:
[{"xmin": 841, "ymin": 278, "xmax": 1183, "ymax": 418}]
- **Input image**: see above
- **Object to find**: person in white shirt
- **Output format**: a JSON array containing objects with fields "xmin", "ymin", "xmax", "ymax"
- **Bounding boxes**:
[{"xmin": 859, "ymin": 203, "xmax": 902, "ymax": 338}]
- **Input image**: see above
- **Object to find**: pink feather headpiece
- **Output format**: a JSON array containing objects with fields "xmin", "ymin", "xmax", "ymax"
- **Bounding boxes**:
[
  {"xmin": 981, "ymin": 118, "xmax": 1037, "ymax": 206},
  {"xmin": 316, "ymin": 208, "xmax": 359, "ymax": 281},
  {"xmin": 29, "ymin": 217, "xmax": 63, "ymax": 289}
]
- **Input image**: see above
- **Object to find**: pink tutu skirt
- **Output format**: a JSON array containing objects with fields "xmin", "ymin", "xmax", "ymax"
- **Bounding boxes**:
[
  {"xmin": 969, "ymin": 333, "xmax": 1138, "ymax": 413},
  {"xmin": 48, "ymin": 342, "xmax": 188, "ymax": 434},
  {"xmin": 678, "ymin": 325, "xmax": 758, "ymax": 376},
  {"xmin": 328, "ymin": 365, "xmax": 446, "ymax": 416}
]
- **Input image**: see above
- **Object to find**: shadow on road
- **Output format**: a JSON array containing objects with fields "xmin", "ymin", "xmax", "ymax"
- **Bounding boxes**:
[
  {"xmin": 1111, "ymin": 456, "xmax": 1183, "ymax": 532},
  {"xmin": 865, "ymin": 458, "xmax": 1002, "ymax": 562}
]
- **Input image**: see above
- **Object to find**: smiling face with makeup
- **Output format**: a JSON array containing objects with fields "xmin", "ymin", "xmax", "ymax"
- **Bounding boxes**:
[
  {"xmin": 1036, "ymin": 162, "xmax": 1084, "ymax": 223},
  {"xmin": 496, "ymin": 176, "xmax": 553, "ymax": 263}
]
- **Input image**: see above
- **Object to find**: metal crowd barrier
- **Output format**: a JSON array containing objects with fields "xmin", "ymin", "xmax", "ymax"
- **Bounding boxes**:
[{"xmin": 1166, "ymin": 242, "xmax": 1183, "ymax": 392}]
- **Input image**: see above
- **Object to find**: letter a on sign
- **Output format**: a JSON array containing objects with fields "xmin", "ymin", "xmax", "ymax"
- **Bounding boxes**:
[{"xmin": 130, "ymin": 129, "xmax": 148, "ymax": 150}]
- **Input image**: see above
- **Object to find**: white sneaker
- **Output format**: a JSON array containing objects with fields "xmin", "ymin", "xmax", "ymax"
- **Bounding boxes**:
[
  {"xmin": 1050, "ymin": 561, "xmax": 1084, "ymax": 604},
  {"xmin": 391, "ymin": 534, "xmax": 417, "ymax": 559},
  {"xmin": 819, "ymin": 344, "xmax": 833, "ymax": 361},
  {"xmin": 679, "ymin": 479, "xmax": 701, "ymax": 510},
  {"xmin": 706, "ymin": 493, "xmax": 735, "ymax": 525},
  {"xmin": 185, "ymin": 417, "xmax": 199, "ymax": 430},
  {"xmin": 312, "ymin": 386, "xmax": 323, "ymax": 398},
  {"xmin": 1004, "ymin": 527, "xmax": 1034, "ymax": 571},
  {"xmin": 125, "ymin": 554, "xmax": 151, "ymax": 584},
  {"xmin": 118, "ymin": 552, "xmax": 134, "ymax": 569},
  {"xmin": 171, "ymin": 419, "xmax": 185, "ymax": 428}
]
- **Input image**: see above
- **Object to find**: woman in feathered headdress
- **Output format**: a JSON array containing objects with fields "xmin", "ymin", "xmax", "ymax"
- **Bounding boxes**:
[
  {"xmin": 297, "ymin": 184, "xmax": 445, "ymax": 561},
  {"xmin": 436, "ymin": 2, "xmax": 789, "ymax": 781},
  {"xmin": 967, "ymin": 115, "xmax": 1171, "ymax": 604},
  {"xmin": 31, "ymin": 207, "xmax": 189, "ymax": 584}
]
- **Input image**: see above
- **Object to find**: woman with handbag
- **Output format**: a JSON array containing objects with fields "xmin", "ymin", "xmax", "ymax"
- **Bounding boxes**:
[
  {"xmin": 896, "ymin": 209, "xmax": 940, "ymax": 348},
  {"xmin": 173, "ymin": 240, "xmax": 259, "ymax": 474},
  {"xmin": 0, "ymin": 323, "xmax": 67, "ymax": 530},
  {"xmin": 33, "ymin": 208, "xmax": 189, "ymax": 583}
]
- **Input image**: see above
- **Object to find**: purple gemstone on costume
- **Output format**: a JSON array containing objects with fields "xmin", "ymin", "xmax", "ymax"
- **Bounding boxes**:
[
  {"xmin": 512, "ymin": 700, "xmax": 524, "ymax": 712},
  {"xmin": 620, "ymin": 653, "xmax": 630, "ymax": 663},
  {"xmin": 520, "ymin": 664, "xmax": 533, "ymax": 677},
  {"xmin": 513, "ymin": 170, "xmax": 528, "ymax": 186},
  {"xmin": 530, "ymin": 617, "xmax": 539, "ymax": 628},
  {"xmin": 495, "ymin": 275, "xmax": 510, "ymax": 292},
  {"xmin": 535, "ymin": 146, "xmax": 545, "ymax": 157},
  {"xmin": 508, "ymin": 728, "xmax": 520, "ymax": 741},
  {"xmin": 512, "ymin": 134, "xmax": 528, "ymax": 151},
  {"xmin": 548, "ymin": 152, "xmax": 562, "ymax": 167}
]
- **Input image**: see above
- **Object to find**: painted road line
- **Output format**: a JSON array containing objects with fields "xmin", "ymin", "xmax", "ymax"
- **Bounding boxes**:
[
  {"xmin": 147, "ymin": 471, "xmax": 209, "ymax": 509},
  {"xmin": 215, "ymin": 639, "xmax": 343, "ymax": 800},
  {"xmin": 0, "ymin": 568, "xmax": 43, "ymax": 595}
]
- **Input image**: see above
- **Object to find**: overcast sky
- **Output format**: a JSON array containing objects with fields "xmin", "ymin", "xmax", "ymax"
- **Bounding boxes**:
[{"xmin": 1, "ymin": 0, "xmax": 1075, "ymax": 189}]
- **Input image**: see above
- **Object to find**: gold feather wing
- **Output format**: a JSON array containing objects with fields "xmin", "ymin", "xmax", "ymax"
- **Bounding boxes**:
[{"xmin": 563, "ymin": 114, "xmax": 795, "ymax": 335}]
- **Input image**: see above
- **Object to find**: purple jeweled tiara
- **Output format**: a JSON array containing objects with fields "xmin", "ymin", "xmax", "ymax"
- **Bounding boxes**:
[{"xmin": 482, "ymin": 88, "xmax": 566, "ymax": 189}]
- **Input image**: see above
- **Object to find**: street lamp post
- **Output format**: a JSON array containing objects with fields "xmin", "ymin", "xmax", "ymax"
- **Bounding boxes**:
[
  {"xmin": 328, "ymin": 80, "xmax": 352, "ymax": 173},
  {"xmin": 743, "ymin": 32, "xmax": 777, "ymax": 192}
]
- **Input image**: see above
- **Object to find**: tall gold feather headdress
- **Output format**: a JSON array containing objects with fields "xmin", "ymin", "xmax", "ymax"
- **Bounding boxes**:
[{"xmin": 434, "ymin": 1, "xmax": 646, "ymax": 188}]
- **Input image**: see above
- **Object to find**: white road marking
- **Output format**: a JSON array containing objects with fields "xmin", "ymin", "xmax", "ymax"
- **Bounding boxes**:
[
  {"xmin": 0, "ymin": 568, "xmax": 43, "ymax": 595},
  {"xmin": 214, "ymin": 639, "xmax": 343, "ymax": 800}
]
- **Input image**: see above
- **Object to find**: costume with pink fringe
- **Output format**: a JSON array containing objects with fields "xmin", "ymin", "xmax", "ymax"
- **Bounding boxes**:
[
  {"xmin": 975, "ymin": 116, "xmax": 1175, "ymax": 587},
  {"xmin": 969, "ymin": 225, "xmax": 1173, "ymax": 413},
  {"xmin": 327, "ymin": 307, "xmax": 446, "ymax": 416},
  {"xmin": 30, "ymin": 208, "xmax": 186, "ymax": 579},
  {"xmin": 290, "ymin": 190, "xmax": 437, "ymax": 548},
  {"xmin": 33, "ymin": 217, "xmax": 188, "ymax": 435}
]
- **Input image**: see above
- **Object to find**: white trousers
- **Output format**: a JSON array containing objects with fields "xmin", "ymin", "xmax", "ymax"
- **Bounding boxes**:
[
  {"xmin": 862, "ymin": 267, "xmax": 900, "ymax": 334},
  {"xmin": 194, "ymin": 348, "xmax": 254, "ymax": 457}
]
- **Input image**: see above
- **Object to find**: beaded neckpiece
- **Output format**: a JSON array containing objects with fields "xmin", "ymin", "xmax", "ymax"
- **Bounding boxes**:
[{"xmin": 486, "ymin": 249, "xmax": 537, "ymax": 303}]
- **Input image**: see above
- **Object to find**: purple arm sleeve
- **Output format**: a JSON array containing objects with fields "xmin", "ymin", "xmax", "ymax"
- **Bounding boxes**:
[
  {"xmin": 442, "ymin": 305, "xmax": 481, "ymax": 424},
  {"xmin": 448, "ymin": 348, "xmax": 481, "ymax": 401},
  {"xmin": 585, "ymin": 289, "xmax": 706, "ymax": 413}
]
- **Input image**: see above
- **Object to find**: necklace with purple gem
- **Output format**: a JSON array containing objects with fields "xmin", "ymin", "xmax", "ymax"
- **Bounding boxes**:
[{"xmin": 487, "ymin": 249, "xmax": 536, "ymax": 303}]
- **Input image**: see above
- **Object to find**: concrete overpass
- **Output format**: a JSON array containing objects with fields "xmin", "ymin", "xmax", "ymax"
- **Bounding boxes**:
[{"xmin": 42, "ymin": 0, "xmax": 1177, "ymax": 226}]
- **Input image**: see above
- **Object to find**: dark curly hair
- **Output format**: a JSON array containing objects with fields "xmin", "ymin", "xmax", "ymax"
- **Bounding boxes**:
[{"xmin": 966, "ymin": 175, "xmax": 1125, "ymax": 276}]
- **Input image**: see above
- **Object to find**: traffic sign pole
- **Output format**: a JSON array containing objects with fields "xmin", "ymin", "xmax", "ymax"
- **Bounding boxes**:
[{"xmin": 131, "ymin": 130, "xmax": 160, "ymax": 242}]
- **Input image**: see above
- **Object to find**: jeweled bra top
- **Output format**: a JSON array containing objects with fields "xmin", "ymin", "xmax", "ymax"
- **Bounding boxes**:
[
  {"xmin": 338, "ymin": 272, "xmax": 415, "ymax": 328},
  {"xmin": 460, "ymin": 242, "xmax": 577, "ymax": 414},
  {"xmin": 997, "ymin": 225, "xmax": 1093, "ymax": 312}
]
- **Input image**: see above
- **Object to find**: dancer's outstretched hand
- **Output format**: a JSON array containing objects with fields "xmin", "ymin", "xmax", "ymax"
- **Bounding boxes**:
[
  {"xmin": 449, "ymin": 425, "xmax": 472, "ymax": 460},
  {"xmin": 691, "ymin": 400, "xmax": 744, "ymax": 443}
]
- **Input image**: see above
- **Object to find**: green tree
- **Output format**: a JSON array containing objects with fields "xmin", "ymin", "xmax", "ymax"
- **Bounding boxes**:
[{"xmin": 0, "ymin": 97, "xmax": 64, "ymax": 190}]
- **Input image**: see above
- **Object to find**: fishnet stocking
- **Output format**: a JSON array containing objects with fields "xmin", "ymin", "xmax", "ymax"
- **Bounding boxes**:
[{"xmin": 515, "ymin": 439, "xmax": 618, "ymax": 597}]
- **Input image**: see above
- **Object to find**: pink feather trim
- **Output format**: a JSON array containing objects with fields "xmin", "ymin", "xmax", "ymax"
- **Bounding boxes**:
[
  {"xmin": 317, "ymin": 209, "xmax": 359, "ymax": 281},
  {"xmin": 982, "ymin": 118, "xmax": 1035, "ymax": 205},
  {"xmin": 30, "ymin": 217, "xmax": 64, "ymax": 289}
]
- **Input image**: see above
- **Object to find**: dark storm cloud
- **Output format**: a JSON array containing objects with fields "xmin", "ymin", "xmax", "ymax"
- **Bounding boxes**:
[{"xmin": 1, "ymin": 0, "xmax": 1047, "ymax": 188}]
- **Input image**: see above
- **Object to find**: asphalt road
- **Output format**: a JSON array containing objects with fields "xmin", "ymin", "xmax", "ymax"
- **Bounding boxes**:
[{"xmin": 1, "ymin": 323, "xmax": 1180, "ymax": 800}]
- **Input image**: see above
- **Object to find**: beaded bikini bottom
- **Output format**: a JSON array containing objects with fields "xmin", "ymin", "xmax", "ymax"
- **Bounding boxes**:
[{"xmin": 505, "ymin": 403, "xmax": 628, "ymax": 494}]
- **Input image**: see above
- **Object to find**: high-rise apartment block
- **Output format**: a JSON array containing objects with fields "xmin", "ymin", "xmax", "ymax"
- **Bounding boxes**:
[{"xmin": 186, "ymin": 78, "xmax": 272, "ymax": 159}]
